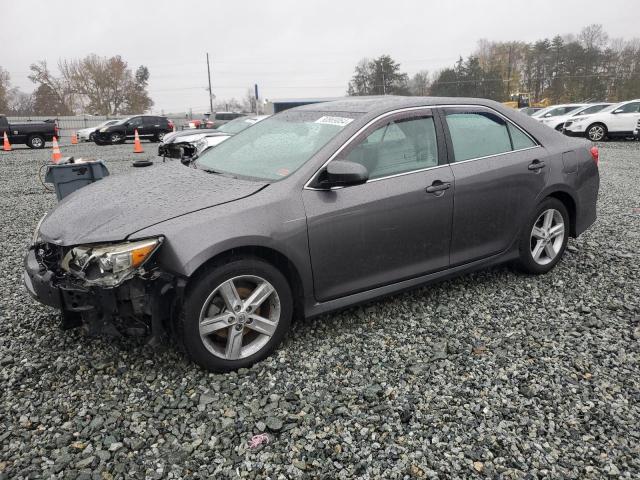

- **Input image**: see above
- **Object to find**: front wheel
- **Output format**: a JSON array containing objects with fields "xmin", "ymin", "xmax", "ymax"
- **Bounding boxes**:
[
  {"xmin": 109, "ymin": 132, "xmax": 125, "ymax": 144},
  {"xmin": 586, "ymin": 123, "xmax": 607, "ymax": 142},
  {"xmin": 517, "ymin": 198, "xmax": 569, "ymax": 274},
  {"xmin": 89, "ymin": 132, "xmax": 96, "ymax": 142},
  {"xmin": 179, "ymin": 257, "xmax": 293, "ymax": 372}
]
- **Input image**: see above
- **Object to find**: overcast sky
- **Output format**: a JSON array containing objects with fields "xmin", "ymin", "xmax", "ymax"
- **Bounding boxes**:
[{"xmin": 4, "ymin": 0, "xmax": 640, "ymax": 113}]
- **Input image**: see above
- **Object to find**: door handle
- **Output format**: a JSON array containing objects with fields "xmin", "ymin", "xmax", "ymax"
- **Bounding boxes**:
[
  {"xmin": 426, "ymin": 181, "xmax": 451, "ymax": 194},
  {"xmin": 528, "ymin": 160, "xmax": 545, "ymax": 171}
]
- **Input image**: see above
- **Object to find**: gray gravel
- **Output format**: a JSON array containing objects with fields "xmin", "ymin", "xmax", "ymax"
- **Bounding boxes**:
[{"xmin": 1, "ymin": 140, "xmax": 639, "ymax": 479}]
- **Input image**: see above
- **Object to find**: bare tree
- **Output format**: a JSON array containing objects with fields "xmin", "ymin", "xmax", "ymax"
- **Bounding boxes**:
[
  {"xmin": 0, "ymin": 67, "xmax": 11, "ymax": 112},
  {"xmin": 410, "ymin": 70, "xmax": 431, "ymax": 96},
  {"xmin": 29, "ymin": 60, "xmax": 75, "ymax": 113}
]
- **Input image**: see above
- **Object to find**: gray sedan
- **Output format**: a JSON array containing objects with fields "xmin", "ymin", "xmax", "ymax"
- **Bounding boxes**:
[{"xmin": 24, "ymin": 97, "xmax": 599, "ymax": 372}]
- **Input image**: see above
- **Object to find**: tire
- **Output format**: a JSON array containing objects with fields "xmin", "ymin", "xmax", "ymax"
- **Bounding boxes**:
[
  {"xmin": 517, "ymin": 198, "xmax": 569, "ymax": 275},
  {"xmin": 555, "ymin": 124, "xmax": 564, "ymax": 132},
  {"xmin": 586, "ymin": 123, "xmax": 607, "ymax": 142},
  {"xmin": 27, "ymin": 134, "xmax": 45, "ymax": 149},
  {"xmin": 179, "ymin": 257, "xmax": 293, "ymax": 372},
  {"xmin": 109, "ymin": 132, "xmax": 125, "ymax": 144},
  {"xmin": 151, "ymin": 132, "xmax": 166, "ymax": 143},
  {"xmin": 89, "ymin": 132, "xmax": 95, "ymax": 142}
]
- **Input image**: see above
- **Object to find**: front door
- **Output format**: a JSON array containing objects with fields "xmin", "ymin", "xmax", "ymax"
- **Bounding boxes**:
[
  {"xmin": 127, "ymin": 116, "xmax": 144, "ymax": 138},
  {"xmin": 608, "ymin": 101, "xmax": 640, "ymax": 134},
  {"xmin": 439, "ymin": 107, "xmax": 548, "ymax": 265},
  {"xmin": 303, "ymin": 109, "xmax": 454, "ymax": 302}
]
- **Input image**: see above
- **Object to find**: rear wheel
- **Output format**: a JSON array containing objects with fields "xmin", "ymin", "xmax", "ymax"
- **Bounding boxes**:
[
  {"xmin": 586, "ymin": 123, "xmax": 607, "ymax": 142},
  {"xmin": 89, "ymin": 132, "xmax": 96, "ymax": 142},
  {"xmin": 27, "ymin": 135, "xmax": 45, "ymax": 149},
  {"xmin": 179, "ymin": 257, "xmax": 293, "ymax": 372},
  {"xmin": 517, "ymin": 198, "xmax": 569, "ymax": 274}
]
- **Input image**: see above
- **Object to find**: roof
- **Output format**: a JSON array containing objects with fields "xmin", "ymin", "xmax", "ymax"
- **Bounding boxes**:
[{"xmin": 294, "ymin": 95, "xmax": 508, "ymax": 114}]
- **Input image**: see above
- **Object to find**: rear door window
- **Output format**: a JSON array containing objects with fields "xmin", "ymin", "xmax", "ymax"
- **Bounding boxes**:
[
  {"xmin": 445, "ymin": 112, "xmax": 511, "ymax": 162},
  {"xmin": 444, "ymin": 110, "xmax": 537, "ymax": 162}
]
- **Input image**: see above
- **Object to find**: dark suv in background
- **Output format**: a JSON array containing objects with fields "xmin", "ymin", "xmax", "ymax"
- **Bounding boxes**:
[{"xmin": 94, "ymin": 115, "xmax": 174, "ymax": 145}]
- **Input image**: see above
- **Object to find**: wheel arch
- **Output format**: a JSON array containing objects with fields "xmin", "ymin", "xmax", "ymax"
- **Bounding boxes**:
[
  {"xmin": 186, "ymin": 245, "xmax": 306, "ymax": 317},
  {"xmin": 546, "ymin": 190, "xmax": 577, "ymax": 237}
]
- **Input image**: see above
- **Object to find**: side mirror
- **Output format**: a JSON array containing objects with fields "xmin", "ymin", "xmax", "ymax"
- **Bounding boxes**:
[
  {"xmin": 316, "ymin": 160, "xmax": 369, "ymax": 189},
  {"xmin": 613, "ymin": 109, "xmax": 623, "ymax": 114},
  {"xmin": 544, "ymin": 113, "xmax": 552, "ymax": 118}
]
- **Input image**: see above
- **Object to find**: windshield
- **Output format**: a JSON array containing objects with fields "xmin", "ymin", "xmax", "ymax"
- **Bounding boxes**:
[
  {"xmin": 217, "ymin": 116, "xmax": 261, "ymax": 134},
  {"xmin": 196, "ymin": 110, "xmax": 361, "ymax": 180}
]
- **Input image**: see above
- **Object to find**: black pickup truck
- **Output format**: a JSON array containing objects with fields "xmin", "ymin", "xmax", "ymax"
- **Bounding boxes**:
[{"xmin": 0, "ymin": 115, "xmax": 59, "ymax": 148}]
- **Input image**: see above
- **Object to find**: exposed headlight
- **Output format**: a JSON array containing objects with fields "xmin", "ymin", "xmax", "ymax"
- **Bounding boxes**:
[
  {"xmin": 195, "ymin": 138, "xmax": 208, "ymax": 153},
  {"xmin": 61, "ymin": 237, "xmax": 163, "ymax": 287},
  {"xmin": 32, "ymin": 214, "xmax": 47, "ymax": 245}
]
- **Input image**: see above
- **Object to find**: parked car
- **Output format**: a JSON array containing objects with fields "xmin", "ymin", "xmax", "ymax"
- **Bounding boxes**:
[
  {"xmin": 77, "ymin": 120, "xmax": 120, "ymax": 142},
  {"xmin": 211, "ymin": 112, "xmax": 246, "ymax": 128},
  {"xmin": 93, "ymin": 116, "xmax": 174, "ymax": 145},
  {"xmin": 563, "ymin": 99, "xmax": 640, "ymax": 141},
  {"xmin": 0, "ymin": 115, "xmax": 59, "ymax": 148},
  {"xmin": 519, "ymin": 107, "xmax": 544, "ymax": 116},
  {"xmin": 537, "ymin": 103, "xmax": 612, "ymax": 131},
  {"xmin": 24, "ymin": 97, "xmax": 599, "ymax": 372},
  {"xmin": 180, "ymin": 115, "xmax": 215, "ymax": 130},
  {"xmin": 534, "ymin": 104, "xmax": 587, "ymax": 129},
  {"xmin": 159, "ymin": 115, "xmax": 269, "ymax": 162},
  {"xmin": 158, "ymin": 130, "xmax": 230, "ymax": 161}
]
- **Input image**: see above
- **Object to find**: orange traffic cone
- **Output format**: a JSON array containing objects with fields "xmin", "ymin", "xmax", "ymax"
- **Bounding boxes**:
[
  {"xmin": 3, "ymin": 131, "xmax": 12, "ymax": 151},
  {"xmin": 71, "ymin": 133, "xmax": 78, "ymax": 144},
  {"xmin": 133, "ymin": 129, "xmax": 144, "ymax": 153},
  {"xmin": 51, "ymin": 137, "xmax": 62, "ymax": 163}
]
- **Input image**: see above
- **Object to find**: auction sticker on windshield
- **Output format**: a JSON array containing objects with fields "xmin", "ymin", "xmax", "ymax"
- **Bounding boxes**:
[{"xmin": 314, "ymin": 116, "xmax": 354, "ymax": 127}]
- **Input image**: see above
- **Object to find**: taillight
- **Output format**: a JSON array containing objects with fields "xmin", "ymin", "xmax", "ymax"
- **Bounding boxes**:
[{"xmin": 590, "ymin": 146, "xmax": 599, "ymax": 166}]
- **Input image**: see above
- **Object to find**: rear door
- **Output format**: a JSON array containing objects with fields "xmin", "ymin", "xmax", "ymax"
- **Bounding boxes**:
[
  {"xmin": 439, "ymin": 107, "xmax": 547, "ymax": 266},
  {"xmin": 303, "ymin": 108, "xmax": 454, "ymax": 301}
]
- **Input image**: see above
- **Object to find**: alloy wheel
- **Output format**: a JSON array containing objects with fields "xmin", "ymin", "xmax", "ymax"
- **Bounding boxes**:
[
  {"xmin": 198, "ymin": 275, "xmax": 281, "ymax": 360},
  {"xmin": 530, "ymin": 209, "xmax": 565, "ymax": 266},
  {"xmin": 588, "ymin": 125, "xmax": 605, "ymax": 141},
  {"xmin": 31, "ymin": 137, "xmax": 43, "ymax": 148}
]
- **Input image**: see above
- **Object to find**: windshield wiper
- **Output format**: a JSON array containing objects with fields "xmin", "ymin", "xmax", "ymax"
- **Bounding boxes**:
[{"xmin": 200, "ymin": 167, "xmax": 238, "ymax": 179}]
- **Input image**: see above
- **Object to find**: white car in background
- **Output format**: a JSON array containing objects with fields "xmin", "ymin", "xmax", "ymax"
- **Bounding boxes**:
[
  {"xmin": 77, "ymin": 120, "xmax": 120, "ymax": 142},
  {"xmin": 538, "ymin": 103, "xmax": 613, "ymax": 132},
  {"xmin": 564, "ymin": 99, "xmax": 640, "ymax": 141},
  {"xmin": 159, "ymin": 115, "xmax": 270, "ymax": 162},
  {"xmin": 533, "ymin": 104, "xmax": 587, "ymax": 130}
]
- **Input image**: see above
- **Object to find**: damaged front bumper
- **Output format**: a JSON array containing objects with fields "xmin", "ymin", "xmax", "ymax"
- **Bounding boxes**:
[
  {"xmin": 23, "ymin": 246, "xmax": 183, "ymax": 341},
  {"xmin": 158, "ymin": 142, "xmax": 197, "ymax": 162}
]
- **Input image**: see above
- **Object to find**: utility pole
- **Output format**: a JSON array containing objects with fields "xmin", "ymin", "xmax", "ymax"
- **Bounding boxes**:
[
  {"xmin": 506, "ymin": 44, "xmax": 513, "ymax": 98},
  {"xmin": 206, "ymin": 53, "xmax": 214, "ymax": 116}
]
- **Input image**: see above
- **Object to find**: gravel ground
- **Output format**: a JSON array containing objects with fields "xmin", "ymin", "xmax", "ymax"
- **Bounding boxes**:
[{"xmin": 1, "ymin": 140, "xmax": 639, "ymax": 479}]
